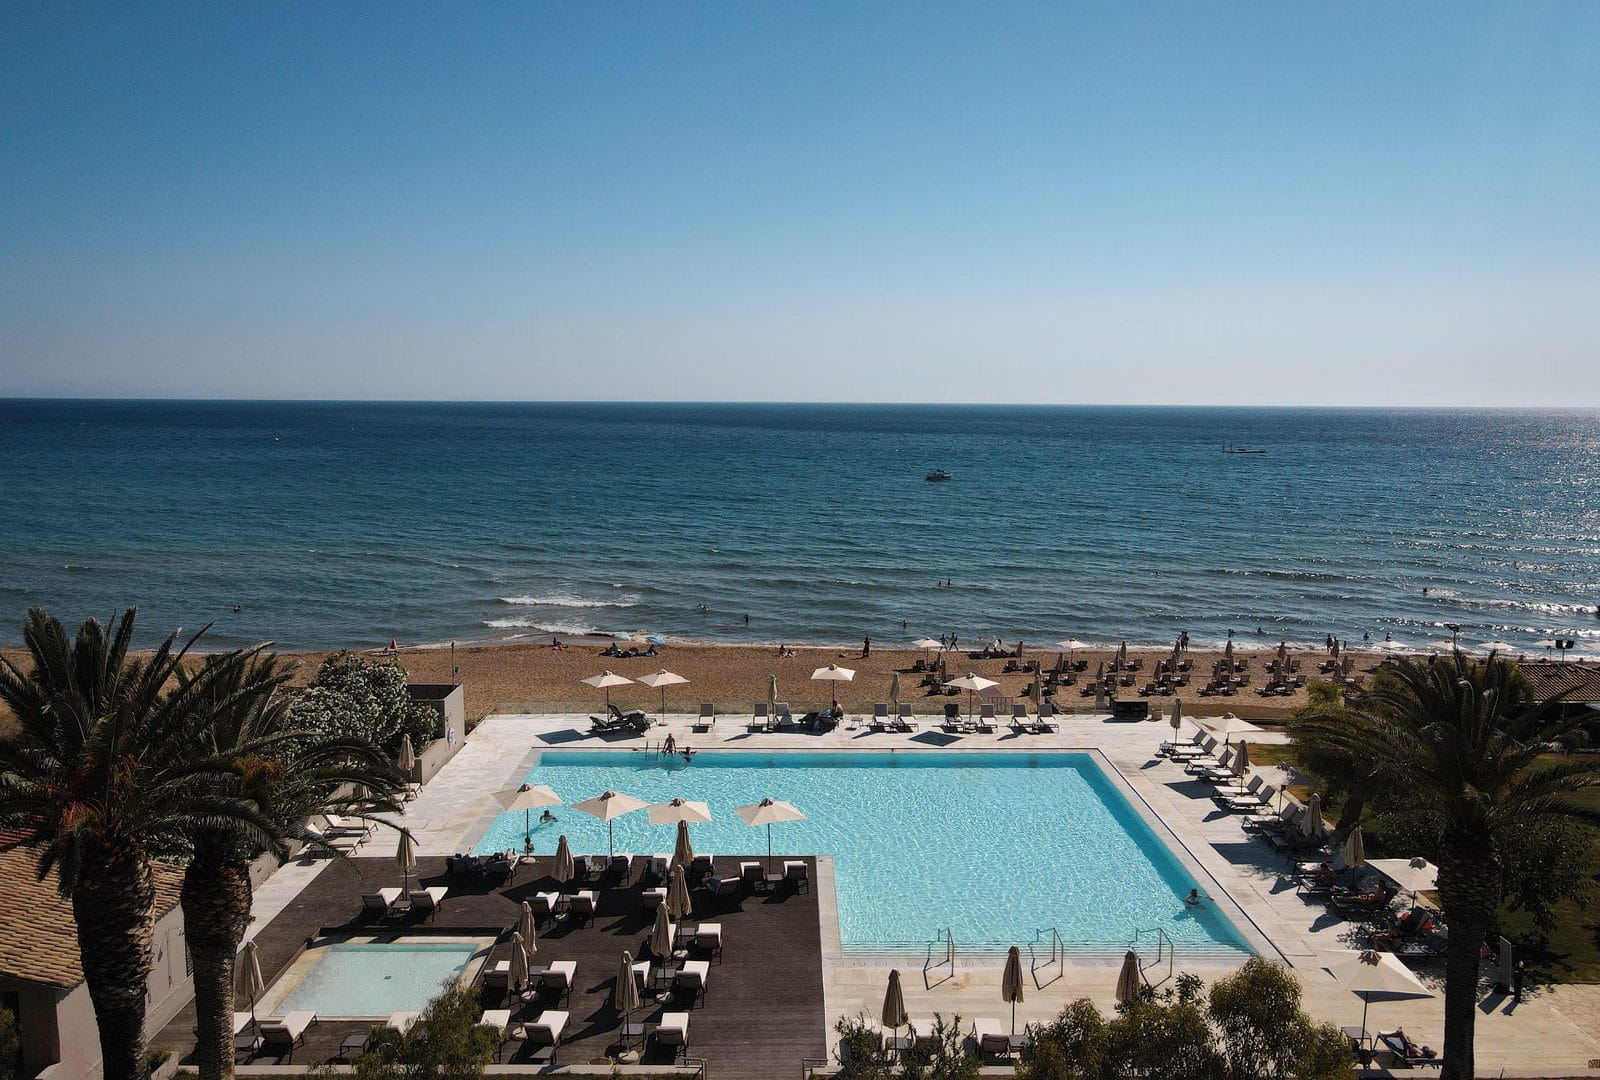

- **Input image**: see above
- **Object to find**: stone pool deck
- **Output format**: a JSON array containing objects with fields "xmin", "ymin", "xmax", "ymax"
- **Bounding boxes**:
[{"xmin": 236, "ymin": 709, "xmax": 1600, "ymax": 1076}]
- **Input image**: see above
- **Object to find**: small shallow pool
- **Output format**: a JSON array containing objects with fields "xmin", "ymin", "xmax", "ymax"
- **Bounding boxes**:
[
  {"xmin": 475, "ymin": 750, "xmax": 1250, "ymax": 957},
  {"xmin": 265, "ymin": 938, "xmax": 489, "ymax": 1018}
]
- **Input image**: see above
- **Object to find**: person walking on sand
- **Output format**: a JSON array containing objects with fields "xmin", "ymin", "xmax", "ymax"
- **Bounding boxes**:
[{"xmin": 862, "ymin": 635, "xmax": 871, "ymax": 658}]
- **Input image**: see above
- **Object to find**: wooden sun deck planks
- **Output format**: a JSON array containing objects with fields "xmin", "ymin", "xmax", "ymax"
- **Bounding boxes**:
[{"xmin": 158, "ymin": 854, "xmax": 825, "ymax": 1079}]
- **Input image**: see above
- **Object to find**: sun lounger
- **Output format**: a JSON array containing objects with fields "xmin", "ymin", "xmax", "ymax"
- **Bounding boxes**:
[
  {"xmin": 748, "ymin": 702, "xmax": 769, "ymax": 732},
  {"xmin": 694, "ymin": 922, "xmax": 723, "ymax": 960},
  {"xmin": 520, "ymin": 1009, "xmax": 568, "ymax": 1062},
  {"xmin": 386, "ymin": 1011, "xmax": 419, "ymax": 1034},
  {"xmin": 654, "ymin": 1011, "xmax": 690, "ymax": 1060},
  {"xmin": 694, "ymin": 703, "xmax": 715, "ymax": 732},
  {"xmin": 305, "ymin": 821, "xmax": 363, "ymax": 854},
  {"xmin": 321, "ymin": 814, "xmax": 372, "ymax": 840},
  {"xmin": 532, "ymin": 891, "xmax": 560, "ymax": 919},
  {"xmin": 1036, "ymin": 701, "xmax": 1059, "ymax": 730},
  {"xmin": 873, "ymin": 703, "xmax": 890, "ymax": 725},
  {"xmin": 974, "ymin": 704, "xmax": 998, "ymax": 733},
  {"xmin": 643, "ymin": 886, "xmax": 668, "ymax": 911},
  {"xmin": 568, "ymin": 889, "xmax": 599, "ymax": 924},
  {"xmin": 233, "ymin": 1011, "xmax": 254, "ymax": 1036},
  {"xmin": 260, "ymin": 1011, "xmax": 316, "ymax": 1061},
  {"xmin": 407, "ymin": 886, "xmax": 448, "ymax": 920},
  {"xmin": 540, "ymin": 960, "xmax": 577, "ymax": 1003},
  {"xmin": 707, "ymin": 874, "xmax": 739, "ymax": 897},
  {"xmin": 784, "ymin": 860, "xmax": 809, "ymax": 892},
  {"xmin": 675, "ymin": 959, "xmax": 710, "ymax": 1005},
  {"xmin": 973, "ymin": 1017, "xmax": 1008, "ymax": 1059},
  {"xmin": 1377, "ymin": 1029, "xmax": 1442, "ymax": 1069},
  {"xmin": 690, "ymin": 853, "xmax": 715, "ymax": 876},
  {"xmin": 940, "ymin": 703, "xmax": 969, "ymax": 733},
  {"xmin": 775, "ymin": 701, "xmax": 793, "ymax": 727}
]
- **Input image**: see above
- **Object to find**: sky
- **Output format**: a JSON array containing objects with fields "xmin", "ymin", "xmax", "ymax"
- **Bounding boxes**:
[{"xmin": 2, "ymin": 2, "xmax": 1598, "ymax": 406}]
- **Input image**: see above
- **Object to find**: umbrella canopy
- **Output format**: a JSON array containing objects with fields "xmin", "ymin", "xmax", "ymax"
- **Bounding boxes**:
[
  {"xmin": 396, "ymin": 734, "xmax": 416, "ymax": 772},
  {"xmin": 614, "ymin": 949, "xmax": 641, "ymax": 1021},
  {"xmin": 1367, "ymin": 857, "xmax": 1438, "ymax": 898},
  {"xmin": 672, "ymin": 820, "xmax": 694, "ymax": 870},
  {"xmin": 1233, "ymin": 740, "xmax": 1251, "ymax": 778},
  {"xmin": 888, "ymin": 673, "xmax": 901, "ymax": 708},
  {"xmin": 235, "ymin": 941, "xmax": 265, "ymax": 1023},
  {"xmin": 1057, "ymin": 639, "xmax": 1092, "ymax": 652},
  {"xmin": 1302, "ymin": 794, "xmax": 1324, "ymax": 840},
  {"xmin": 518, "ymin": 901, "xmax": 536, "ymax": 949},
  {"xmin": 1002, "ymin": 945, "xmax": 1025, "ymax": 1035},
  {"xmin": 768, "ymin": 674, "xmax": 778, "ymax": 719},
  {"xmin": 573, "ymin": 790, "xmax": 650, "ymax": 858},
  {"xmin": 650, "ymin": 904, "xmax": 675, "ymax": 959},
  {"xmin": 913, "ymin": 638, "xmax": 944, "ymax": 651},
  {"xmin": 637, "ymin": 669, "xmax": 688, "ymax": 715},
  {"xmin": 667, "ymin": 864, "xmax": 692, "ymax": 920},
  {"xmin": 1030, "ymin": 677, "xmax": 1042, "ymax": 711},
  {"xmin": 495, "ymin": 783, "xmax": 563, "ymax": 853},
  {"xmin": 1203, "ymin": 713, "xmax": 1262, "ymax": 740},
  {"xmin": 648, "ymin": 798, "xmax": 712, "ymax": 826},
  {"xmin": 509, "ymin": 931, "xmax": 531, "ymax": 991},
  {"xmin": 881, "ymin": 969, "xmax": 906, "ymax": 1032},
  {"xmin": 811, "ymin": 663, "xmax": 856, "ymax": 682},
  {"xmin": 582, "ymin": 670, "xmax": 635, "ymax": 707},
  {"xmin": 734, "ymin": 797, "xmax": 806, "ymax": 868},
  {"xmin": 395, "ymin": 830, "xmax": 417, "ymax": 887},
  {"xmin": 1115, "ymin": 950, "xmax": 1143, "ymax": 1005},
  {"xmin": 1327, "ymin": 949, "xmax": 1432, "ymax": 1033},
  {"xmin": 553, "ymin": 834, "xmax": 574, "ymax": 885},
  {"xmin": 1342, "ymin": 827, "xmax": 1367, "ymax": 871},
  {"xmin": 1477, "ymin": 640, "xmax": 1517, "ymax": 654}
]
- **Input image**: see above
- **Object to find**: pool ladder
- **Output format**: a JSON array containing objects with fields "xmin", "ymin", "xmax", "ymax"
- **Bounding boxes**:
[
  {"xmin": 1131, "ymin": 927, "xmax": 1175, "ymax": 987},
  {"xmin": 1031, "ymin": 927, "xmax": 1065, "ymax": 987},
  {"xmin": 924, "ymin": 927, "xmax": 957, "ymax": 985}
]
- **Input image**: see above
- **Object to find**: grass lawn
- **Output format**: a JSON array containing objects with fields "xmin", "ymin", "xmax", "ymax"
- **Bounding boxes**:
[{"xmin": 1246, "ymin": 742, "xmax": 1600, "ymax": 984}]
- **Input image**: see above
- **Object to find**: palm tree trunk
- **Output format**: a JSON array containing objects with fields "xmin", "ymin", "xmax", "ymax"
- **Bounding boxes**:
[
  {"xmin": 1435, "ymin": 830, "xmax": 1502, "ymax": 1080},
  {"xmin": 182, "ymin": 833, "xmax": 255, "ymax": 1080},
  {"xmin": 72, "ymin": 843, "xmax": 157, "ymax": 1080}
]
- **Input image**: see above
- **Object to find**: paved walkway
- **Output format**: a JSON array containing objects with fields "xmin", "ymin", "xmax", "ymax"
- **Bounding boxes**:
[{"xmin": 353, "ymin": 710, "xmax": 1600, "ymax": 1075}]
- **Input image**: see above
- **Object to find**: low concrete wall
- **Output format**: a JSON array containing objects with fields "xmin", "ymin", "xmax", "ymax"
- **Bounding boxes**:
[{"xmin": 407, "ymin": 684, "xmax": 466, "ymax": 786}]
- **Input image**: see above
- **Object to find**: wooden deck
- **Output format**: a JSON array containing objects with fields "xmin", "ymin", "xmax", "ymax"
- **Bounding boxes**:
[{"xmin": 157, "ymin": 854, "xmax": 826, "ymax": 1078}]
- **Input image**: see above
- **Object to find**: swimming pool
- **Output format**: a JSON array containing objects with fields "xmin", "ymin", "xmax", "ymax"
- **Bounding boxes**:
[
  {"xmin": 265, "ymin": 939, "xmax": 489, "ymax": 1018},
  {"xmin": 475, "ymin": 750, "xmax": 1251, "ymax": 957}
]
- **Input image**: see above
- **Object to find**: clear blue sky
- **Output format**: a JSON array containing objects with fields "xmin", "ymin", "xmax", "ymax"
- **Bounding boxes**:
[{"xmin": 3, "ymin": 2, "xmax": 1598, "ymax": 405}]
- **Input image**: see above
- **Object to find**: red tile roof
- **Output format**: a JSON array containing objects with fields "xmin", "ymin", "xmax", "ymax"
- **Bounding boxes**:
[
  {"xmin": 0, "ymin": 832, "xmax": 185, "ymax": 990},
  {"xmin": 1518, "ymin": 661, "xmax": 1600, "ymax": 705}
]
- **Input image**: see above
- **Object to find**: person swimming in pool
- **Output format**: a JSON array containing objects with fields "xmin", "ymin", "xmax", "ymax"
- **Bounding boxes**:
[
  {"xmin": 1185, "ymin": 889, "xmax": 1207, "ymax": 906},
  {"xmin": 540, "ymin": 809, "xmax": 556, "ymax": 824}
]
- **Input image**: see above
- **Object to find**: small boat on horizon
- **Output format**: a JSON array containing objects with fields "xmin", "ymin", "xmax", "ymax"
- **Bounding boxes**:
[
  {"xmin": 1222, "ymin": 447, "xmax": 1266, "ymax": 455},
  {"xmin": 925, "ymin": 469, "xmax": 953, "ymax": 481}
]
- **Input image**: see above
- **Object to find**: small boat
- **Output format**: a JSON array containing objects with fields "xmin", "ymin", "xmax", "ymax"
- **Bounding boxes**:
[
  {"xmin": 1222, "ymin": 447, "xmax": 1266, "ymax": 455},
  {"xmin": 925, "ymin": 469, "xmax": 952, "ymax": 481}
]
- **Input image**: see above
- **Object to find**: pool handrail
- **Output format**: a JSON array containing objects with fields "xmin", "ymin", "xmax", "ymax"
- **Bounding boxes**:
[
  {"xmin": 1031, "ymin": 927, "xmax": 1065, "ymax": 987},
  {"xmin": 1130, "ymin": 926, "xmax": 1175, "ymax": 987},
  {"xmin": 925, "ymin": 927, "xmax": 957, "ymax": 984}
]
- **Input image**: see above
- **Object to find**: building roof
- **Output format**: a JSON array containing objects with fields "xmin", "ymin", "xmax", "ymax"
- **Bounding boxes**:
[
  {"xmin": 0, "ymin": 832, "xmax": 185, "ymax": 990},
  {"xmin": 1519, "ymin": 661, "xmax": 1600, "ymax": 706}
]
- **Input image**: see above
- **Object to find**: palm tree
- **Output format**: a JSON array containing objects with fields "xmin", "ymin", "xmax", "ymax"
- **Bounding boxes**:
[
  {"xmin": 172, "ymin": 650, "xmax": 409, "ymax": 1080},
  {"xmin": 0, "ymin": 609, "xmax": 267, "ymax": 1080},
  {"xmin": 1298, "ymin": 652, "xmax": 1600, "ymax": 1080}
]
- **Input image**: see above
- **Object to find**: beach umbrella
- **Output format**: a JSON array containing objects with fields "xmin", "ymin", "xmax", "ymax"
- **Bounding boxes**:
[
  {"xmin": 396, "ymin": 734, "xmax": 416, "ymax": 773},
  {"xmin": 236, "ymin": 940, "xmax": 264, "ymax": 1029},
  {"xmin": 881, "ymin": 969, "xmax": 906, "ymax": 1049},
  {"xmin": 573, "ymin": 789, "xmax": 650, "ymax": 858},
  {"xmin": 1367, "ymin": 857, "xmax": 1438, "ymax": 903},
  {"xmin": 1331, "ymin": 638, "xmax": 1341, "ymax": 658},
  {"xmin": 913, "ymin": 638, "xmax": 944, "ymax": 657},
  {"xmin": 888, "ymin": 673, "xmax": 901, "ymax": 709},
  {"xmin": 1117, "ymin": 641, "xmax": 1129, "ymax": 668},
  {"xmin": 1115, "ymin": 950, "xmax": 1143, "ymax": 1005},
  {"xmin": 769, "ymin": 674, "xmax": 778, "ymax": 720},
  {"xmin": 671, "ymin": 820, "xmax": 694, "ymax": 871},
  {"xmin": 1030, "ymin": 677, "xmax": 1042, "ymax": 712},
  {"xmin": 553, "ymin": 834, "xmax": 574, "ymax": 886},
  {"xmin": 811, "ymin": 663, "xmax": 856, "ymax": 683},
  {"xmin": 1203, "ymin": 713, "xmax": 1262, "ymax": 743},
  {"xmin": 650, "ymin": 903, "xmax": 675, "ymax": 960},
  {"xmin": 646, "ymin": 635, "xmax": 667, "ymax": 646},
  {"xmin": 582, "ymin": 670, "xmax": 635, "ymax": 708},
  {"xmin": 1301, "ymin": 794, "xmax": 1323, "ymax": 840},
  {"xmin": 1327, "ymin": 949, "xmax": 1432, "ymax": 1036},
  {"xmin": 1477, "ymin": 640, "xmax": 1517, "ymax": 655},
  {"xmin": 1233, "ymin": 740, "xmax": 1251, "ymax": 778},
  {"xmin": 637, "ymin": 669, "xmax": 688, "ymax": 716},
  {"xmin": 495, "ymin": 783, "xmax": 563, "ymax": 853},
  {"xmin": 395, "ymin": 830, "xmax": 416, "ymax": 890},
  {"xmin": 1342, "ymin": 826, "xmax": 1366, "ymax": 873},
  {"xmin": 667, "ymin": 864, "xmax": 692, "ymax": 920},
  {"xmin": 509, "ymin": 931, "xmax": 530, "ymax": 992},
  {"xmin": 517, "ymin": 901, "xmax": 537, "ymax": 952},
  {"xmin": 1170, "ymin": 699, "xmax": 1183, "ymax": 732},
  {"xmin": 1223, "ymin": 640, "xmax": 1235, "ymax": 669},
  {"xmin": 615, "ymin": 949, "xmax": 641, "ymax": 1040},
  {"xmin": 1057, "ymin": 639, "xmax": 1092, "ymax": 656},
  {"xmin": 1002, "ymin": 945, "xmax": 1025, "ymax": 1036},
  {"xmin": 648, "ymin": 798, "xmax": 712, "ymax": 826},
  {"xmin": 945, "ymin": 672, "xmax": 999, "ymax": 720},
  {"xmin": 734, "ymin": 797, "xmax": 806, "ymax": 869}
]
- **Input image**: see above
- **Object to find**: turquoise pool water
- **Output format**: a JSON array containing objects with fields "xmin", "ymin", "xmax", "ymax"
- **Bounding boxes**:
[
  {"xmin": 475, "ymin": 750, "xmax": 1251, "ymax": 956},
  {"xmin": 274, "ymin": 941, "xmax": 482, "ymax": 1017}
]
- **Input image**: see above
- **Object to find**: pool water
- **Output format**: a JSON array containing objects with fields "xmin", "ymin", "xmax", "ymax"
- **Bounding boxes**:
[
  {"xmin": 475, "ymin": 750, "xmax": 1251, "ymax": 957},
  {"xmin": 272, "ymin": 941, "xmax": 484, "ymax": 1018}
]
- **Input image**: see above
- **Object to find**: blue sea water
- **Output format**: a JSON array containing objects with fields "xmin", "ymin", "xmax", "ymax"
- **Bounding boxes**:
[
  {"xmin": 2, "ymin": 399, "xmax": 1599, "ymax": 654},
  {"xmin": 474, "ymin": 749, "xmax": 1251, "ymax": 955}
]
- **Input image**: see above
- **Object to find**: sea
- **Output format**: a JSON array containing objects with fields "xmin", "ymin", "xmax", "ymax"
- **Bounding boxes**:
[{"xmin": 2, "ymin": 400, "xmax": 1598, "ymax": 656}]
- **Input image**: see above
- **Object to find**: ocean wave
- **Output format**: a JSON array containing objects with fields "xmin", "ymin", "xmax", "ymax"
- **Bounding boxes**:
[
  {"xmin": 497, "ymin": 593, "xmax": 640, "ymax": 608},
  {"xmin": 483, "ymin": 617, "xmax": 597, "ymax": 635}
]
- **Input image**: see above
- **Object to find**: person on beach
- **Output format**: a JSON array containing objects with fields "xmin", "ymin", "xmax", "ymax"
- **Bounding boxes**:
[{"xmin": 862, "ymin": 635, "xmax": 871, "ymax": 658}]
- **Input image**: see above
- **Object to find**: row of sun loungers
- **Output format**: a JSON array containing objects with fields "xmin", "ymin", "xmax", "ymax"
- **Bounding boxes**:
[{"xmin": 360, "ymin": 885, "xmax": 448, "ymax": 921}]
